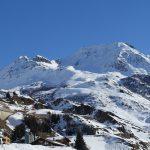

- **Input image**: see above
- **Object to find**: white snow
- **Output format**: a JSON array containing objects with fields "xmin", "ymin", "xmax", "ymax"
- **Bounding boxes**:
[
  {"xmin": 63, "ymin": 42, "xmax": 150, "ymax": 75},
  {"xmin": 2, "ymin": 144, "xmax": 74, "ymax": 150},
  {"xmin": 70, "ymin": 135, "xmax": 132, "ymax": 150},
  {"xmin": 6, "ymin": 112, "xmax": 24, "ymax": 130},
  {"xmin": 28, "ymin": 109, "xmax": 62, "ymax": 115}
]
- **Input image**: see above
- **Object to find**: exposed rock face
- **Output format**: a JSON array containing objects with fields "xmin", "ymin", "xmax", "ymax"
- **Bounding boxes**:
[
  {"xmin": 32, "ymin": 55, "xmax": 52, "ymax": 63},
  {"xmin": 121, "ymin": 74, "xmax": 150, "ymax": 100}
]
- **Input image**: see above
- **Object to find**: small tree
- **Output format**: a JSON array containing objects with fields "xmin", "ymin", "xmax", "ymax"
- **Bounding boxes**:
[
  {"xmin": 40, "ymin": 118, "xmax": 51, "ymax": 133},
  {"xmin": 24, "ymin": 115, "xmax": 38, "ymax": 140},
  {"xmin": 11, "ymin": 124, "xmax": 25, "ymax": 142},
  {"xmin": 6, "ymin": 92, "xmax": 11, "ymax": 99},
  {"xmin": 75, "ymin": 129, "xmax": 89, "ymax": 150}
]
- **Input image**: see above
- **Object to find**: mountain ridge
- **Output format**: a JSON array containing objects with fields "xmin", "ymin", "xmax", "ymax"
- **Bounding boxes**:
[{"xmin": 63, "ymin": 42, "xmax": 150, "ymax": 75}]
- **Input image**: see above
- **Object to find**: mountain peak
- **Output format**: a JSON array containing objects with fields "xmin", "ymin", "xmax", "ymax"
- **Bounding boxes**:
[
  {"xmin": 63, "ymin": 42, "xmax": 150, "ymax": 75},
  {"xmin": 32, "ymin": 55, "xmax": 51, "ymax": 63},
  {"xmin": 18, "ymin": 55, "xmax": 29, "ymax": 60},
  {"xmin": 77, "ymin": 42, "xmax": 137, "ymax": 55},
  {"xmin": 112, "ymin": 42, "xmax": 134, "ymax": 47},
  {"xmin": 67, "ymin": 42, "xmax": 135, "ymax": 58},
  {"xmin": 15, "ymin": 56, "xmax": 29, "ymax": 63}
]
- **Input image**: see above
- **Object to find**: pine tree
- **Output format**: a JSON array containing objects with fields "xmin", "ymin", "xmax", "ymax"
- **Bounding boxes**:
[
  {"xmin": 74, "ymin": 129, "xmax": 89, "ymax": 150},
  {"xmin": 11, "ymin": 124, "xmax": 25, "ymax": 142},
  {"xmin": 24, "ymin": 115, "xmax": 38, "ymax": 140},
  {"xmin": 6, "ymin": 92, "xmax": 11, "ymax": 99}
]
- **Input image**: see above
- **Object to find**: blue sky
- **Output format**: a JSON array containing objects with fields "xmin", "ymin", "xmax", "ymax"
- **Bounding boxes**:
[{"xmin": 0, "ymin": 0, "xmax": 150, "ymax": 68}]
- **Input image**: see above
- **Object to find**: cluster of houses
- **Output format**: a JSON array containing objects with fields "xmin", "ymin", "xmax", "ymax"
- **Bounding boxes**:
[
  {"xmin": 0, "ymin": 93, "xmax": 71, "ymax": 147},
  {"xmin": 24, "ymin": 126, "xmax": 71, "ymax": 146},
  {"xmin": 0, "ymin": 127, "xmax": 71, "ymax": 147},
  {"xmin": 0, "ymin": 92, "xmax": 72, "ymax": 147}
]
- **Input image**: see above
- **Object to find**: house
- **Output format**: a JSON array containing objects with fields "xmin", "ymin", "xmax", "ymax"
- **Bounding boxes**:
[
  {"xmin": 23, "ymin": 124, "xmax": 71, "ymax": 146},
  {"xmin": 2, "ymin": 136, "xmax": 10, "ymax": 144},
  {"xmin": 0, "ymin": 129, "xmax": 11, "ymax": 144},
  {"xmin": 31, "ymin": 133, "xmax": 71, "ymax": 147}
]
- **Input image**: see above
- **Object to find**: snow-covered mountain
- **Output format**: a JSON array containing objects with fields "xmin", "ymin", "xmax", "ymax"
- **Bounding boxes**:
[
  {"xmin": 63, "ymin": 42, "xmax": 150, "ymax": 75},
  {"xmin": 0, "ymin": 42, "xmax": 150, "ymax": 89},
  {"xmin": 0, "ymin": 42, "xmax": 150, "ymax": 149},
  {"xmin": 0, "ymin": 55, "xmax": 74, "ymax": 89}
]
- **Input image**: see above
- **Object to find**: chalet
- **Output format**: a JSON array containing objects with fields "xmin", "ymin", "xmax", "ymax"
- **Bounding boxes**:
[
  {"xmin": 0, "ymin": 129, "xmax": 11, "ymax": 144},
  {"xmin": 2, "ymin": 136, "xmax": 10, "ymax": 144}
]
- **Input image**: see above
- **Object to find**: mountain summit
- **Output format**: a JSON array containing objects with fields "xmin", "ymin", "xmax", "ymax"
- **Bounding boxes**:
[
  {"xmin": 63, "ymin": 42, "xmax": 150, "ymax": 75},
  {"xmin": 0, "ymin": 55, "xmax": 61, "ymax": 88}
]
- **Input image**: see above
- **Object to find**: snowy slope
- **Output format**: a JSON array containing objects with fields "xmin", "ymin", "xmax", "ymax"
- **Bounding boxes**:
[
  {"xmin": 3, "ymin": 144, "xmax": 74, "ymax": 150},
  {"xmin": 63, "ymin": 42, "xmax": 150, "ymax": 75},
  {"xmin": 0, "ymin": 55, "xmax": 74, "ymax": 89},
  {"xmin": 2, "ymin": 140, "xmax": 132, "ymax": 150},
  {"xmin": 71, "ymin": 136, "xmax": 132, "ymax": 150}
]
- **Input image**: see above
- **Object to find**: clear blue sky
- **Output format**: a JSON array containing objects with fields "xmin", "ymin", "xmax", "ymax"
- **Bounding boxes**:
[{"xmin": 0, "ymin": 0, "xmax": 150, "ymax": 68}]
